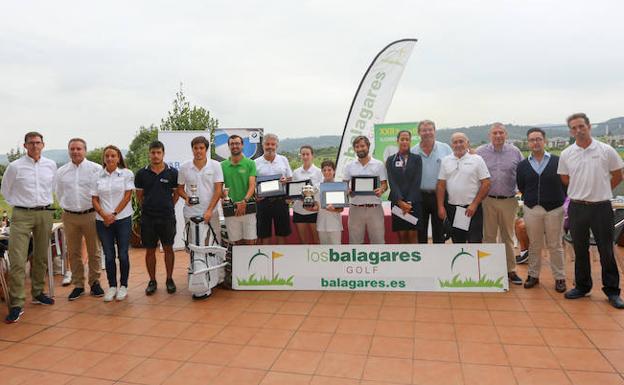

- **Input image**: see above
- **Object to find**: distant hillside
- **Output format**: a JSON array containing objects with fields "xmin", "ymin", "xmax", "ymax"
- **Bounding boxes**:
[
  {"xmin": 279, "ymin": 135, "xmax": 343, "ymax": 153},
  {"xmin": 0, "ymin": 149, "xmax": 69, "ymax": 166},
  {"xmin": 278, "ymin": 117, "xmax": 624, "ymax": 149},
  {"xmin": 435, "ymin": 117, "xmax": 624, "ymax": 145}
]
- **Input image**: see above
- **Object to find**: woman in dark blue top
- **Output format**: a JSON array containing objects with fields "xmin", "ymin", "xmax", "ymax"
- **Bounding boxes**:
[{"xmin": 385, "ymin": 130, "xmax": 423, "ymax": 243}]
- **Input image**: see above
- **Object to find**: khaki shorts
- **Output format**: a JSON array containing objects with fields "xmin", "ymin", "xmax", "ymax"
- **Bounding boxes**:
[{"xmin": 225, "ymin": 213, "xmax": 257, "ymax": 242}]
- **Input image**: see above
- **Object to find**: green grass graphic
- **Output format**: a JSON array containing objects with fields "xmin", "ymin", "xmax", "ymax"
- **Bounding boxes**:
[
  {"xmin": 237, "ymin": 273, "xmax": 294, "ymax": 286},
  {"xmin": 439, "ymin": 274, "xmax": 504, "ymax": 289}
]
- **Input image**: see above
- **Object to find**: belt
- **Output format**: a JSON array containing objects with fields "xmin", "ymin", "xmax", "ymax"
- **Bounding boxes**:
[
  {"xmin": 570, "ymin": 199, "xmax": 610, "ymax": 206},
  {"xmin": 64, "ymin": 208, "xmax": 95, "ymax": 215},
  {"xmin": 14, "ymin": 205, "xmax": 52, "ymax": 211},
  {"xmin": 422, "ymin": 190, "xmax": 436, "ymax": 194},
  {"xmin": 488, "ymin": 195, "xmax": 515, "ymax": 200},
  {"xmin": 264, "ymin": 196, "xmax": 286, "ymax": 203},
  {"xmin": 351, "ymin": 204, "xmax": 380, "ymax": 208}
]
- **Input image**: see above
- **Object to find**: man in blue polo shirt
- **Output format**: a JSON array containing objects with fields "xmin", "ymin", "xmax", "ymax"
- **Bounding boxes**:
[
  {"xmin": 135, "ymin": 141, "xmax": 179, "ymax": 296},
  {"xmin": 412, "ymin": 120, "xmax": 452, "ymax": 243}
]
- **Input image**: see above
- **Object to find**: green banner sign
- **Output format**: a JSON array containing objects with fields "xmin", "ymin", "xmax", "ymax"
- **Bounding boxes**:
[{"xmin": 372, "ymin": 121, "xmax": 421, "ymax": 163}]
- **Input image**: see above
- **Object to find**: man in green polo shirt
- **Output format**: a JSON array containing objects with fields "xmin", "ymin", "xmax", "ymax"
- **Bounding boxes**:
[{"xmin": 221, "ymin": 135, "xmax": 257, "ymax": 245}]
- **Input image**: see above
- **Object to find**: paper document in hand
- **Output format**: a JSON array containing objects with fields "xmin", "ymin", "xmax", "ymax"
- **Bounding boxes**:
[
  {"xmin": 452, "ymin": 206, "xmax": 471, "ymax": 231},
  {"xmin": 391, "ymin": 205, "xmax": 419, "ymax": 225}
]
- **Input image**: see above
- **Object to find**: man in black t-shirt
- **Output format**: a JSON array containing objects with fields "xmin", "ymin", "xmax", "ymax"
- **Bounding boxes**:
[{"xmin": 135, "ymin": 141, "xmax": 179, "ymax": 295}]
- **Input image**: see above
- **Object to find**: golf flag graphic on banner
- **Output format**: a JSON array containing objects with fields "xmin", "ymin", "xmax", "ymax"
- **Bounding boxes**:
[
  {"xmin": 271, "ymin": 251, "xmax": 284, "ymax": 279},
  {"xmin": 335, "ymin": 38, "xmax": 417, "ymax": 180},
  {"xmin": 477, "ymin": 250, "xmax": 491, "ymax": 280}
]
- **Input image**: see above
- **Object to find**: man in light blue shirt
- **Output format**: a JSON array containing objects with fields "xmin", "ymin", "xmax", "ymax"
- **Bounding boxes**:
[
  {"xmin": 412, "ymin": 120, "xmax": 452, "ymax": 243},
  {"xmin": 528, "ymin": 152, "xmax": 551, "ymax": 175}
]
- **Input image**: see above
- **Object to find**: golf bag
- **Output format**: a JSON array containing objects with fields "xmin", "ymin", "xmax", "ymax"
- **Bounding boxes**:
[{"xmin": 184, "ymin": 216, "xmax": 228, "ymax": 298}]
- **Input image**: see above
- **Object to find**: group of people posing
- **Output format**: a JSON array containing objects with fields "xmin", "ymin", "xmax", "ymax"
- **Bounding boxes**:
[{"xmin": 2, "ymin": 111, "xmax": 623, "ymax": 323}]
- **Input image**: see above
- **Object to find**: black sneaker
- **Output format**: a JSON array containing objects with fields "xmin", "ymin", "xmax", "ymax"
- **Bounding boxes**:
[
  {"xmin": 145, "ymin": 280, "xmax": 157, "ymax": 296},
  {"xmin": 508, "ymin": 272, "xmax": 523, "ymax": 285},
  {"xmin": 32, "ymin": 293, "xmax": 55, "ymax": 305},
  {"xmin": 555, "ymin": 279, "xmax": 566, "ymax": 293},
  {"xmin": 192, "ymin": 293, "xmax": 210, "ymax": 301},
  {"xmin": 90, "ymin": 281, "xmax": 104, "ymax": 297},
  {"xmin": 5, "ymin": 307, "xmax": 24, "ymax": 324},
  {"xmin": 166, "ymin": 279, "xmax": 176, "ymax": 294},
  {"xmin": 68, "ymin": 287, "xmax": 85, "ymax": 301},
  {"xmin": 515, "ymin": 250, "xmax": 529, "ymax": 264},
  {"xmin": 524, "ymin": 276, "xmax": 539, "ymax": 289}
]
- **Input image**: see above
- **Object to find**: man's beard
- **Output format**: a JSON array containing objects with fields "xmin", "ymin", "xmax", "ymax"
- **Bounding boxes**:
[{"xmin": 356, "ymin": 151, "xmax": 368, "ymax": 159}]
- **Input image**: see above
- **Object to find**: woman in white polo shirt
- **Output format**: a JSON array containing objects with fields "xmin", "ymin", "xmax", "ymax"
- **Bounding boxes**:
[
  {"xmin": 92, "ymin": 145, "xmax": 135, "ymax": 302},
  {"xmin": 292, "ymin": 145, "xmax": 323, "ymax": 244}
]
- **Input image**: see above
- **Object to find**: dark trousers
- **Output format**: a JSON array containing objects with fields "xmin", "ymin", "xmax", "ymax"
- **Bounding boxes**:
[
  {"xmin": 568, "ymin": 201, "xmax": 620, "ymax": 297},
  {"xmin": 96, "ymin": 216, "xmax": 131, "ymax": 288},
  {"xmin": 446, "ymin": 204, "xmax": 483, "ymax": 243},
  {"xmin": 419, "ymin": 191, "xmax": 446, "ymax": 244}
]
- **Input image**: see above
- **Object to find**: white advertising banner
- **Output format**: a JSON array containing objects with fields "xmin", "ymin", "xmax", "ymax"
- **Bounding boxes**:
[
  {"xmin": 158, "ymin": 130, "xmax": 210, "ymax": 250},
  {"xmin": 335, "ymin": 38, "xmax": 417, "ymax": 180},
  {"xmin": 233, "ymin": 243, "xmax": 508, "ymax": 292}
]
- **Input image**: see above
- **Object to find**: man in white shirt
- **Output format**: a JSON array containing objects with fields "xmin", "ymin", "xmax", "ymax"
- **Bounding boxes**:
[
  {"xmin": 558, "ymin": 113, "xmax": 624, "ymax": 309},
  {"xmin": 255, "ymin": 133, "xmax": 293, "ymax": 245},
  {"xmin": 1, "ymin": 132, "xmax": 57, "ymax": 323},
  {"xmin": 343, "ymin": 136, "xmax": 388, "ymax": 244},
  {"xmin": 55, "ymin": 138, "xmax": 104, "ymax": 301},
  {"xmin": 437, "ymin": 132, "xmax": 491, "ymax": 243},
  {"xmin": 177, "ymin": 136, "xmax": 224, "ymax": 247}
]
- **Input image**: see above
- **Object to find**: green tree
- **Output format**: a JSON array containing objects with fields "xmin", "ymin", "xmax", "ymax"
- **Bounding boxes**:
[
  {"xmin": 7, "ymin": 146, "xmax": 24, "ymax": 162},
  {"xmin": 124, "ymin": 125, "xmax": 159, "ymax": 173},
  {"xmin": 86, "ymin": 147, "xmax": 105, "ymax": 165},
  {"xmin": 160, "ymin": 84, "xmax": 219, "ymax": 157},
  {"xmin": 160, "ymin": 84, "xmax": 219, "ymax": 132}
]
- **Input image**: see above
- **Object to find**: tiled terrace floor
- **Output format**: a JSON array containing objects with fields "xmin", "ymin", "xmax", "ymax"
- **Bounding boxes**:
[{"xmin": 1, "ymin": 247, "xmax": 624, "ymax": 385}]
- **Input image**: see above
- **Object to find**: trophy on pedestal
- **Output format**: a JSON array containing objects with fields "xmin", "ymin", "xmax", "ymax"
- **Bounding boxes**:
[
  {"xmin": 188, "ymin": 175, "xmax": 200, "ymax": 205},
  {"xmin": 188, "ymin": 183, "xmax": 200, "ymax": 205},
  {"xmin": 222, "ymin": 187, "xmax": 236, "ymax": 217},
  {"xmin": 302, "ymin": 184, "xmax": 317, "ymax": 209}
]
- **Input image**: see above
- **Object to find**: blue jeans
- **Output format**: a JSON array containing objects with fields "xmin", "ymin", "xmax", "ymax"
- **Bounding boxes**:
[{"xmin": 96, "ymin": 216, "xmax": 131, "ymax": 288}]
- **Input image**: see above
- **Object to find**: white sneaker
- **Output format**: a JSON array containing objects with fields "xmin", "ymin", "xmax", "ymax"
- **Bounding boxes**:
[
  {"xmin": 62, "ymin": 271, "xmax": 72, "ymax": 286},
  {"xmin": 116, "ymin": 286, "xmax": 128, "ymax": 301},
  {"xmin": 104, "ymin": 287, "xmax": 117, "ymax": 302}
]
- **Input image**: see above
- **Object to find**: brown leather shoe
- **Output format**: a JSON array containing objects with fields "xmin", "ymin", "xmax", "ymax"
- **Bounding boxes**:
[
  {"xmin": 555, "ymin": 279, "xmax": 566, "ymax": 293},
  {"xmin": 524, "ymin": 276, "xmax": 539, "ymax": 289}
]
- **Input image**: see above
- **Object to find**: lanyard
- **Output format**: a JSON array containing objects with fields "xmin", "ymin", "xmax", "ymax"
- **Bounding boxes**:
[{"xmin": 394, "ymin": 152, "xmax": 408, "ymax": 173}]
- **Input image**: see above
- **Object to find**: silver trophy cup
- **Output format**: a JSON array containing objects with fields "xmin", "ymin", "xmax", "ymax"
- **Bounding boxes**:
[
  {"xmin": 302, "ymin": 184, "xmax": 317, "ymax": 209},
  {"xmin": 188, "ymin": 184, "xmax": 200, "ymax": 205}
]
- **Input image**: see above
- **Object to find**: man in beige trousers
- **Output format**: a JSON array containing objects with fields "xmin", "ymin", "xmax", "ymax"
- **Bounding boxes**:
[
  {"xmin": 55, "ymin": 138, "xmax": 104, "ymax": 300},
  {"xmin": 476, "ymin": 123, "xmax": 524, "ymax": 285}
]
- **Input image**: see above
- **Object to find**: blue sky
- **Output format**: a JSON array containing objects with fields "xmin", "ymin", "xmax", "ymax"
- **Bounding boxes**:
[{"xmin": 1, "ymin": 0, "xmax": 622, "ymax": 152}]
